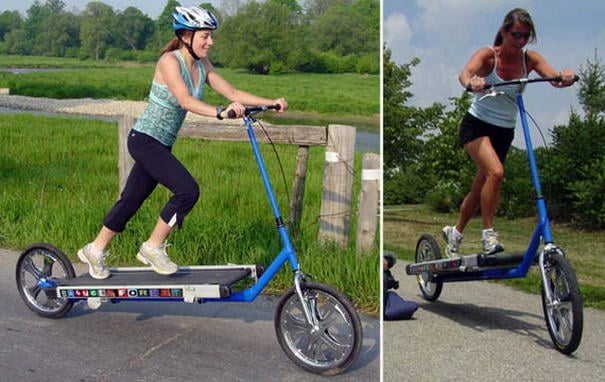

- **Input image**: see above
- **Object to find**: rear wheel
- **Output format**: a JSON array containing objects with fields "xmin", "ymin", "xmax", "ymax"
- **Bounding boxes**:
[
  {"xmin": 16, "ymin": 244, "xmax": 75, "ymax": 318},
  {"xmin": 274, "ymin": 282, "xmax": 362, "ymax": 375},
  {"xmin": 541, "ymin": 249, "xmax": 583, "ymax": 354},
  {"xmin": 415, "ymin": 234, "xmax": 443, "ymax": 301}
]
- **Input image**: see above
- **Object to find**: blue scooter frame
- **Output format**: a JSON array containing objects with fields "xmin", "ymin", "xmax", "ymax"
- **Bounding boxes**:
[
  {"xmin": 407, "ymin": 77, "xmax": 583, "ymax": 354},
  {"xmin": 15, "ymin": 105, "xmax": 363, "ymax": 375}
]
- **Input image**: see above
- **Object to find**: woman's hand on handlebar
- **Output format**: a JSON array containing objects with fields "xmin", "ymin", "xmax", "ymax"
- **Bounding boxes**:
[
  {"xmin": 466, "ymin": 75, "xmax": 487, "ymax": 92},
  {"xmin": 551, "ymin": 69, "xmax": 576, "ymax": 88},
  {"xmin": 273, "ymin": 97, "xmax": 288, "ymax": 113},
  {"xmin": 224, "ymin": 102, "xmax": 246, "ymax": 119}
]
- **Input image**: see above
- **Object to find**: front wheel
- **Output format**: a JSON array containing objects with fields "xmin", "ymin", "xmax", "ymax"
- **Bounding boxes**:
[
  {"xmin": 274, "ymin": 282, "xmax": 363, "ymax": 375},
  {"xmin": 541, "ymin": 250, "xmax": 583, "ymax": 354},
  {"xmin": 15, "ymin": 243, "xmax": 75, "ymax": 318}
]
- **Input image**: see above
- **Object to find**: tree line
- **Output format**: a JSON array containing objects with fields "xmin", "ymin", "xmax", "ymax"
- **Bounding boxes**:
[
  {"xmin": 0, "ymin": 0, "xmax": 379, "ymax": 74},
  {"xmin": 384, "ymin": 47, "xmax": 605, "ymax": 229}
]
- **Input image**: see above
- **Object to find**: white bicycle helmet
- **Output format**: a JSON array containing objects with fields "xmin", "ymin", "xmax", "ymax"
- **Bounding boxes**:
[{"xmin": 172, "ymin": 6, "xmax": 219, "ymax": 31}]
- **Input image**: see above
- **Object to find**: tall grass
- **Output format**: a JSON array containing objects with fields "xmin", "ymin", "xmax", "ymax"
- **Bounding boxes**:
[
  {"xmin": 384, "ymin": 204, "xmax": 605, "ymax": 310},
  {"xmin": 0, "ymin": 114, "xmax": 379, "ymax": 313}
]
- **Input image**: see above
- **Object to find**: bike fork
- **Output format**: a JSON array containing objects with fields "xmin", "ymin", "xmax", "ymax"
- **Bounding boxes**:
[
  {"xmin": 539, "ymin": 243, "xmax": 560, "ymax": 304},
  {"xmin": 294, "ymin": 271, "xmax": 320, "ymax": 330}
]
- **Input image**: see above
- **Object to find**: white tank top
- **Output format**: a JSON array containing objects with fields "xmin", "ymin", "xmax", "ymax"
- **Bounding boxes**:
[{"xmin": 469, "ymin": 47, "xmax": 528, "ymax": 128}]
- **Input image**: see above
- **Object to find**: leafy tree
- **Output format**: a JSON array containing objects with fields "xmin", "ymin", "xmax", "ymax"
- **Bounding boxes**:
[
  {"xmin": 20, "ymin": 0, "xmax": 78, "ymax": 56},
  {"xmin": 543, "ymin": 55, "xmax": 605, "ymax": 227},
  {"xmin": 115, "ymin": 7, "xmax": 155, "ymax": 51},
  {"xmin": 0, "ymin": 11, "xmax": 22, "ymax": 41},
  {"xmin": 217, "ymin": 0, "xmax": 302, "ymax": 74},
  {"xmin": 1, "ymin": 28, "xmax": 30, "ymax": 55},
  {"xmin": 154, "ymin": 0, "xmax": 181, "ymax": 50},
  {"xmin": 308, "ymin": 2, "xmax": 373, "ymax": 55},
  {"xmin": 271, "ymin": 0, "xmax": 302, "ymax": 14},
  {"xmin": 303, "ymin": 0, "xmax": 351, "ymax": 19},
  {"xmin": 577, "ymin": 53, "xmax": 605, "ymax": 119},
  {"xmin": 80, "ymin": 1, "xmax": 115, "ymax": 59},
  {"xmin": 383, "ymin": 46, "xmax": 421, "ymax": 171}
]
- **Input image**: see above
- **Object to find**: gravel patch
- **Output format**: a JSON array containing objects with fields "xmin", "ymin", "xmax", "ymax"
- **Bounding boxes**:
[{"xmin": 0, "ymin": 94, "xmax": 234, "ymax": 125}]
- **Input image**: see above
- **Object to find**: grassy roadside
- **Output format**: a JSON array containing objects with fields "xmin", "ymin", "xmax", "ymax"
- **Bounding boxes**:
[
  {"xmin": 0, "ymin": 114, "xmax": 379, "ymax": 314},
  {"xmin": 384, "ymin": 204, "xmax": 605, "ymax": 310}
]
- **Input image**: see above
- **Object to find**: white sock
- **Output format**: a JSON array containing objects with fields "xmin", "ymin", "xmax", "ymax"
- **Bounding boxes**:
[
  {"xmin": 482, "ymin": 228, "xmax": 494, "ymax": 239},
  {"xmin": 452, "ymin": 226, "xmax": 463, "ymax": 238},
  {"xmin": 89, "ymin": 242, "xmax": 105, "ymax": 256}
]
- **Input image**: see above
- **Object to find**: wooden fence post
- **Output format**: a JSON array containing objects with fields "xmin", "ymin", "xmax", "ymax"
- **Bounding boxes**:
[
  {"xmin": 289, "ymin": 145, "xmax": 309, "ymax": 238},
  {"xmin": 356, "ymin": 153, "xmax": 380, "ymax": 255},
  {"xmin": 118, "ymin": 115, "xmax": 135, "ymax": 195},
  {"xmin": 319, "ymin": 124, "xmax": 356, "ymax": 248}
]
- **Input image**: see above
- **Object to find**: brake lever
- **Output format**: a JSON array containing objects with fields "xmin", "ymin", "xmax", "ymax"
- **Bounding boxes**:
[{"xmin": 478, "ymin": 87, "xmax": 505, "ymax": 101}]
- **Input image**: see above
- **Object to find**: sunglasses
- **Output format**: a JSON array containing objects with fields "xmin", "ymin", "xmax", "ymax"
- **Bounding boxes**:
[{"xmin": 510, "ymin": 31, "xmax": 531, "ymax": 40}]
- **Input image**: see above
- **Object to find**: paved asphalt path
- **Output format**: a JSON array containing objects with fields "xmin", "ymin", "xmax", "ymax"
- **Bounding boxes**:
[
  {"xmin": 384, "ymin": 260, "xmax": 605, "ymax": 381},
  {"xmin": 0, "ymin": 248, "xmax": 379, "ymax": 382}
]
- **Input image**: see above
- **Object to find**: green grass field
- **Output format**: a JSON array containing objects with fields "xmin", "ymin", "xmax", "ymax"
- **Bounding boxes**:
[
  {"xmin": 0, "ymin": 55, "xmax": 379, "ymax": 129},
  {"xmin": 384, "ymin": 204, "xmax": 605, "ymax": 310},
  {"xmin": 0, "ymin": 114, "xmax": 379, "ymax": 313}
]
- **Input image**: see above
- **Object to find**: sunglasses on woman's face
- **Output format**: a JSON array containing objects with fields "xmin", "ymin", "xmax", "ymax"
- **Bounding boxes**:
[{"xmin": 510, "ymin": 31, "xmax": 531, "ymax": 40}]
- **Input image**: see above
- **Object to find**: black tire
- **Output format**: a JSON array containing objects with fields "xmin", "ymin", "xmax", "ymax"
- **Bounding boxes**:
[
  {"xmin": 15, "ymin": 243, "xmax": 75, "ymax": 318},
  {"xmin": 274, "ymin": 281, "xmax": 363, "ymax": 376},
  {"xmin": 541, "ymin": 250, "xmax": 583, "ymax": 354},
  {"xmin": 415, "ymin": 234, "xmax": 443, "ymax": 301}
]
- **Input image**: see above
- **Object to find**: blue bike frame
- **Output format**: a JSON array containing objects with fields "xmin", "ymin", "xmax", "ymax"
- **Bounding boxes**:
[
  {"xmin": 48, "ymin": 110, "xmax": 303, "ymax": 305},
  {"xmin": 215, "ymin": 114, "xmax": 301, "ymax": 302}
]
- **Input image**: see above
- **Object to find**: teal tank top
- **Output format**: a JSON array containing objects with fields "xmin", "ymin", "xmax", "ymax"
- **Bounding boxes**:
[
  {"xmin": 134, "ymin": 50, "xmax": 206, "ymax": 146},
  {"xmin": 469, "ymin": 47, "xmax": 527, "ymax": 128}
]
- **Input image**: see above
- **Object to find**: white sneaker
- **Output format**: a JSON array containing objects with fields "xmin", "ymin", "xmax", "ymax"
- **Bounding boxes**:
[
  {"xmin": 136, "ymin": 241, "xmax": 178, "ymax": 275},
  {"xmin": 482, "ymin": 229, "xmax": 504, "ymax": 254},
  {"xmin": 442, "ymin": 226, "xmax": 462, "ymax": 258},
  {"xmin": 77, "ymin": 243, "xmax": 110, "ymax": 279}
]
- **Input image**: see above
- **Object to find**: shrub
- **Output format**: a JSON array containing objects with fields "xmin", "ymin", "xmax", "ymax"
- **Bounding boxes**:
[
  {"xmin": 384, "ymin": 170, "xmax": 433, "ymax": 205},
  {"xmin": 425, "ymin": 180, "xmax": 464, "ymax": 213}
]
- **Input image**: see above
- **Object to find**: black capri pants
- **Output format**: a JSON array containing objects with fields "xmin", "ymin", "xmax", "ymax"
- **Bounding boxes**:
[
  {"xmin": 459, "ymin": 112, "xmax": 515, "ymax": 164},
  {"xmin": 103, "ymin": 130, "xmax": 200, "ymax": 233}
]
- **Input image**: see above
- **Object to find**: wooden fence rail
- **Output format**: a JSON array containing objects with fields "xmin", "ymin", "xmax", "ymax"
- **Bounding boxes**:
[{"xmin": 116, "ymin": 115, "xmax": 378, "ymax": 252}]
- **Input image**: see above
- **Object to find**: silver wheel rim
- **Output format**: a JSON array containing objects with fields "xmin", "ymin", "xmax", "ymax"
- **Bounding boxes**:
[
  {"xmin": 280, "ymin": 289, "xmax": 355, "ymax": 369},
  {"xmin": 546, "ymin": 267, "xmax": 573, "ymax": 346},
  {"xmin": 18, "ymin": 249, "xmax": 69, "ymax": 313},
  {"xmin": 417, "ymin": 240, "xmax": 437, "ymax": 294}
]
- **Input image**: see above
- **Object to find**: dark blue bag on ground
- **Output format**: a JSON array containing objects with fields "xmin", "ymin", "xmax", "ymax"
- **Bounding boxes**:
[{"xmin": 384, "ymin": 290, "xmax": 418, "ymax": 320}]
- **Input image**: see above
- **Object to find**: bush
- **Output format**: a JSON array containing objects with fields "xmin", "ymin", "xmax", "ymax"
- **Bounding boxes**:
[
  {"xmin": 355, "ymin": 52, "xmax": 379, "ymax": 75},
  {"xmin": 384, "ymin": 170, "xmax": 432, "ymax": 205},
  {"xmin": 498, "ymin": 148, "xmax": 535, "ymax": 219},
  {"xmin": 570, "ymin": 159, "xmax": 605, "ymax": 228},
  {"xmin": 317, "ymin": 51, "xmax": 356, "ymax": 74},
  {"xmin": 104, "ymin": 48, "xmax": 136, "ymax": 62},
  {"xmin": 425, "ymin": 180, "xmax": 464, "ymax": 213},
  {"xmin": 136, "ymin": 49, "xmax": 158, "ymax": 63}
]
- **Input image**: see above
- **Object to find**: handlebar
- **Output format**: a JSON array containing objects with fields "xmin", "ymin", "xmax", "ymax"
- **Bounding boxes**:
[
  {"xmin": 227, "ymin": 104, "xmax": 281, "ymax": 119},
  {"xmin": 466, "ymin": 75, "xmax": 580, "ymax": 92}
]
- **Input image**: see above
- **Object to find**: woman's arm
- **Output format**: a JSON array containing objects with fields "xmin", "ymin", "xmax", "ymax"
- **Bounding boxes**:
[
  {"xmin": 459, "ymin": 47, "xmax": 493, "ymax": 91},
  {"xmin": 156, "ymin": 52, "xmax": 219, "ymax": 117},
  {"xmin": 204, "ymin": 59, "xmax": 288, "ymax": 112},
  {"xmin": 527, "ymin": 50, "xmax": 575, "ymax": 88}
]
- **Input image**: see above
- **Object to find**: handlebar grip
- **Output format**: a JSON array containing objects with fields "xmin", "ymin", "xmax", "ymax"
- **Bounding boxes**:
[
  {"xmin": 553, "ymin": 75, "xmax": 580, "ymax": 83},
  {"xmin": 226, "ymin": 104, "xmax": 281, "ymax": 118},
  {"xmin": 466, "ymin": 83, "xmax": 491, "ymax": 92}
]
